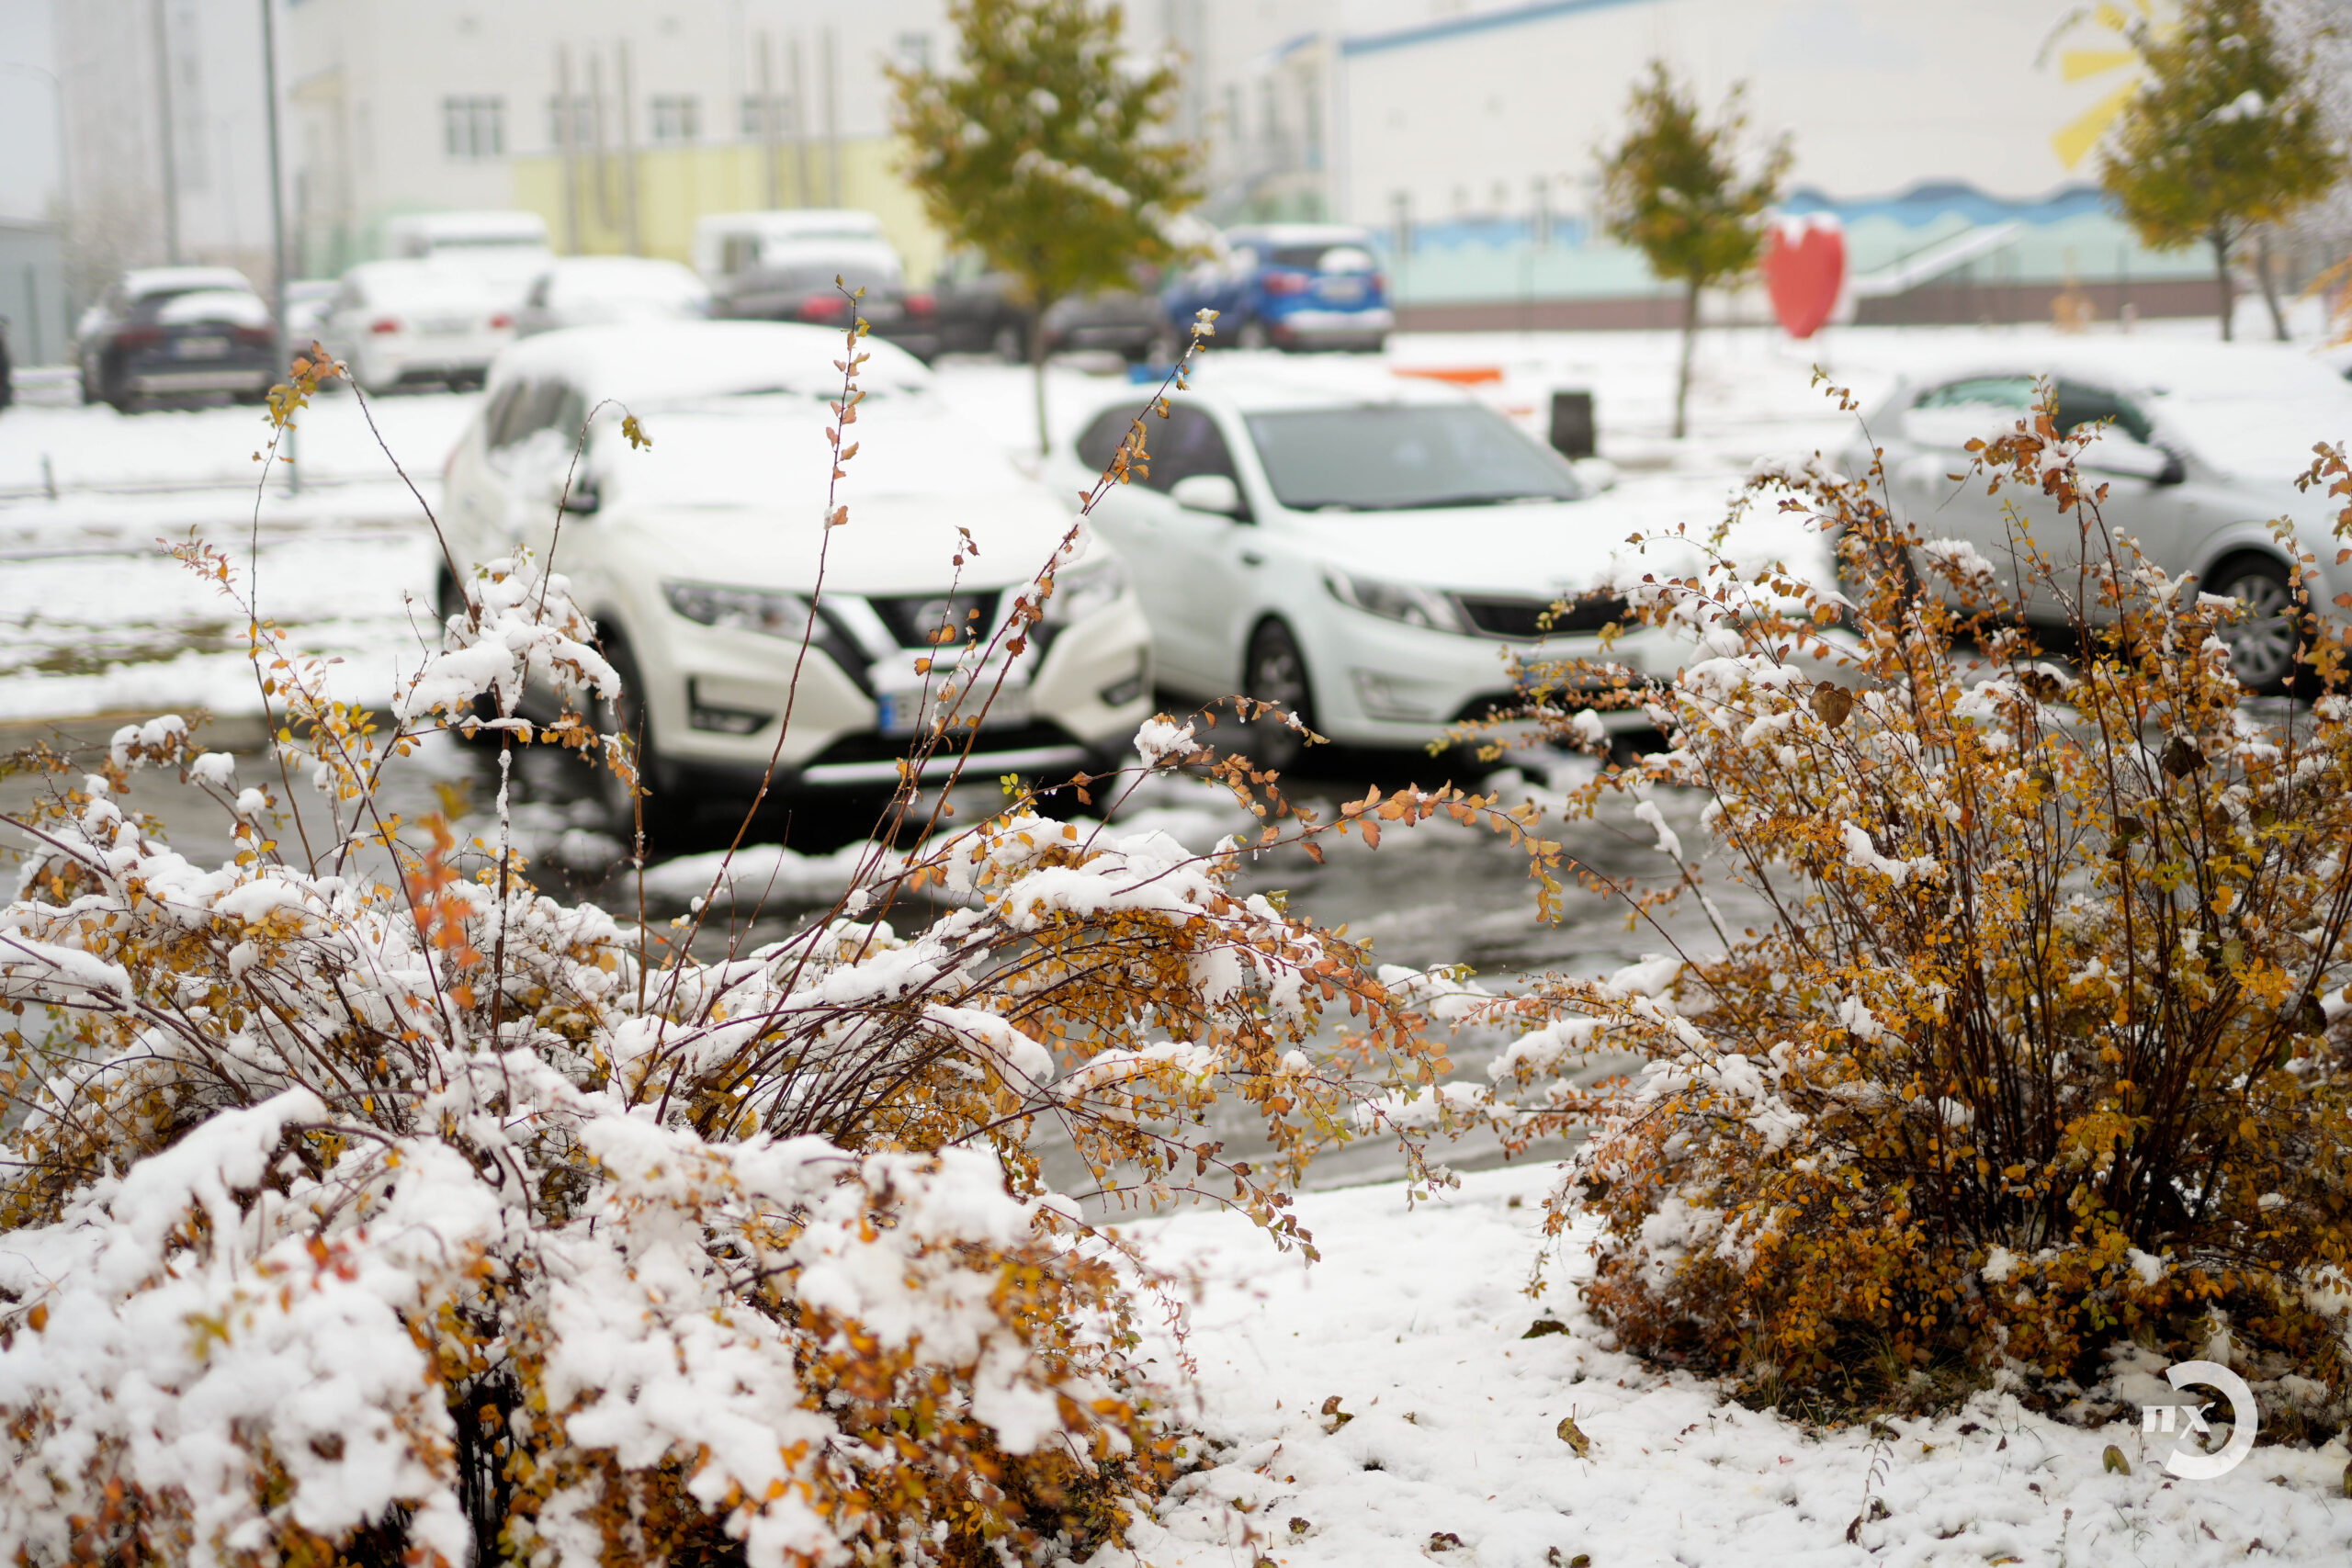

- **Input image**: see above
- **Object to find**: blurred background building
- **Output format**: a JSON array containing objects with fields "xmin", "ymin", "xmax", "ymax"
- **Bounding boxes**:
[{"xmin": 0, "ymin": 0, "xmax": 2277, "ymax": 359}]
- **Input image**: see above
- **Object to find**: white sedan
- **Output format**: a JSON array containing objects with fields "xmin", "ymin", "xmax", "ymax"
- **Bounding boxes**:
[
  {"xmin": 1845, "ymin": 340, "xmax": 2352, "ymax": 692},
  {"xmin": 1055, "ymin": 364, "xmax": 1691, "ymax": 766},
  {"xmin": 319, "ymin": 260, "xmax": 514, "ymax": 392},
  {"xmin": 440, "ymin": 321, "xmax": 1154, "ymax": 835}
]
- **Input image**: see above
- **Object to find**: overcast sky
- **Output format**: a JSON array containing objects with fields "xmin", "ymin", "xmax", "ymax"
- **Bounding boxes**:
[{"xmin": 0, "ymin": 0, "xmax": 60, "ymax": 221}]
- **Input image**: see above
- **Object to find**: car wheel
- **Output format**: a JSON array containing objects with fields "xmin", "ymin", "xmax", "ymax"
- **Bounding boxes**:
[
  {"xmin": 992, "ymin": 321, "xmax": 1026, "ymax": 364},
  {"xmin": 1244, "ymin": 619, "xmax": 1314, "ymax": 774},
  {"xmin": 2210, "ymin": 555, "xmax": 2306, "ymax": 694},
  {"xmin": 1237, "ymin": 317, "xmax": 1272, "ymax": 351},
  {"xmin": 594, "ymin": 634, "xmax": 684, "ymax": 851}
]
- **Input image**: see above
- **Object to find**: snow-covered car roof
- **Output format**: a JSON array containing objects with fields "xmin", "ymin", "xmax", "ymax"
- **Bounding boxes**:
[
  {"xmin": 342, "ymin": 259, "xmax": 506, "ymax": 306},
  {"xmin": 537, "ymin": 256, "xmax": 709, "ymax": 307},
  {"xmin": 386, "ymin": 209, "xmax": 550, "ymax": 251},
  {"xmin": 122, "ymin": 266, "xmax": 255, "ymax": 300},
  {"xmin": 1881, "ymin": 338, "xmax": 2351, "ymax": 403},
  {"xmin": 153, "ymin": 290, "xmax": 274, "ymax": 328},
  {"xmin": 487, "ymin": 320, "xmax": 933, "ymax": 405},
  {"xmin": 1158, "ymin": 358, "xmax": 1475, "ymax": 415},
  {"xmin": 1226, "ymin": 223, "xmax": 1379, "ymax": 250}
]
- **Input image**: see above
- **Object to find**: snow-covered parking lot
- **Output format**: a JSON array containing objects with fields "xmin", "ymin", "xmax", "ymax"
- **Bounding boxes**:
[{"xmin": 8, "ymin": 323, "xmax": 2352, "ymax": 1563}]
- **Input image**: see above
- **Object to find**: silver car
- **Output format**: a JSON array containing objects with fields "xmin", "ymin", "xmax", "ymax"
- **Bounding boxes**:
[{"xmin": 1845, "ymin": 340, "xmax": 2352, "ymax": 692}]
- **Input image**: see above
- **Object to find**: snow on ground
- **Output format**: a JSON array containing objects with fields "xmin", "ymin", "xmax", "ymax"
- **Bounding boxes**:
[{"xmin": 1114, "ymin": 1163, "xmax": 2352, "ymax": 1568}]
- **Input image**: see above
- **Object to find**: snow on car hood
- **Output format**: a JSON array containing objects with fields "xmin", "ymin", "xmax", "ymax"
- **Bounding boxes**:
[
  {"xmin": 602, "ymin": 492, "xmax": 1086, "ymax": 598},
  {"xmin": 1284, "ymin": 496, "xmax": 1707, "ymax": 596}
]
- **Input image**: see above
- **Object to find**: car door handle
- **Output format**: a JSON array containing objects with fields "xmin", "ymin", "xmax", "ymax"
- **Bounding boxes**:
[{"xmin": 1238, "ymin": 549, "xmax": 1264, "ymax": 567}]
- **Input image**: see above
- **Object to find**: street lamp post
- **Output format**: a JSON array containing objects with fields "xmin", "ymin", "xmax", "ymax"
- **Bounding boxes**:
[{"xmin": 259, "ymin": 0, "xmax": 297, "ymax": 494}]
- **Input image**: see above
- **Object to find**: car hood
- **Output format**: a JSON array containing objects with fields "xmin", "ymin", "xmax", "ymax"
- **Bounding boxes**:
[
  {"xmin": 1282, "ymin": 498, "xmax": 1703, "ymax": 595},
  {"xmin": 601, "ymin": 492, "xmax": 1091, "ymax": 597}
]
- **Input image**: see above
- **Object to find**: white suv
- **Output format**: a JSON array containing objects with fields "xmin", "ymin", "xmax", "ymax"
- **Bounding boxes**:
[{"xmin": 440, "ymin": 321, "xmax": 1153, "ymax": 832}]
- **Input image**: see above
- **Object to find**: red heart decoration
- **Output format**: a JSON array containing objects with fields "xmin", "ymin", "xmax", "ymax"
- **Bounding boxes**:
[{"xmin": 1764, "ymin": 218, "xmax": 1846, "ymax": 341}]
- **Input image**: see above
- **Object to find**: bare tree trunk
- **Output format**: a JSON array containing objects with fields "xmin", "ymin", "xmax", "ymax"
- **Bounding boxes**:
[
  {"xmin": 2255, "ymin": 231, "xmax": 2291, "ymax": 342},
  {"xmin": 1674, "ymin": 275, "xmax": 1700, "ymax": 441},
  {"xmin": 2212, "ymin": 226, "xmax": 2235, "ymax": 342}
]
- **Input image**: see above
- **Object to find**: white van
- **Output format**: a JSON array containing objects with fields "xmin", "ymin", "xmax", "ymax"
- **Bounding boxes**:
[
  {"xmin": 382, "ymin": 211, "xmax": 555, "ymax": 307},
  {"xmin": 693, "ymin": 210, "xmax": 902, "ymax": 295}
]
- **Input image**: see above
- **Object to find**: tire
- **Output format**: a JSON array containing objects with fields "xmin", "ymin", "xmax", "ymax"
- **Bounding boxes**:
[
  {"xmin": 594, "ymin": 635, "xmax": 685, "ymax": 851},
  {"xmin": 2209, "ymin": 555, "xmax": 2306, "ymax": 694},
  {"xmin": 992, "ymin": 321, "xmax": 1026, "ymax": 365},
  {"xmin": 1243, "ymin": 619, "xmax": 1315, "ymax": 774}
]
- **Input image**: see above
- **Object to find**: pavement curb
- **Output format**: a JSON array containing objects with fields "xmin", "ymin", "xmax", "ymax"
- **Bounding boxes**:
[{"xmin": 0, "ymin": 710, "xmax": 276, "ymax": 757}]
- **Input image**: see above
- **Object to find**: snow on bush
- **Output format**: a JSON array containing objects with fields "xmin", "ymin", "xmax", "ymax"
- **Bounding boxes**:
[
  {"xmin": 1449, "ymin": 386, "xmax": 2352, "ymax": 1428},
  {"xmin": 0, "ymin": 332, "xmax": 1528, "ymax": 1564}
]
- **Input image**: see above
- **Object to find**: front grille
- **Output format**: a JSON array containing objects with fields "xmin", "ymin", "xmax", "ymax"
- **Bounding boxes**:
[
  {"xmin": 867, "ymin": 591, "xmax": 1001, "ymax": 649},
  {"xmin": 1454, "ymin": 591, "xmax": 1627, "ymax": 640}
]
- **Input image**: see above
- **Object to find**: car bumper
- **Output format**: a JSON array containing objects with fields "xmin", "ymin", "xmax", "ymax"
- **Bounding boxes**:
[
  {"xmin": 123, "ymin": 365, "xmax": 277, "ymax": 395},
  {"xmin": 641, "ymin": 593, "xmax": 1156, "ymax": 791},
  {"xmin": 371, "ymin": 334, "xmax": 509, "ymax": 378},
  {"xmin": 1270, "ymin": 307, "xmax": 1394, "ymax": 348},
  {"xmin": 1306, "ymin": 610, "xmax": 1689, "ymax": 749}
]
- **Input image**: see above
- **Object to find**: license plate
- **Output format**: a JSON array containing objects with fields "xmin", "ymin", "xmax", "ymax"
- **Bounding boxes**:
[
  {"xmin": 876, "ymin": 680, "xmax": 1031, "ymax": 737},
  {"xmin": 175, "ymin": 335, "xmax": 229, "ymax": 358},
  {"xmin": 1318, "ymin": 277, "xmax": 1365, "ymax": 303},
  {"xmin": 422, "ymin": 318, "xmax": 472, "ymax": 336}
]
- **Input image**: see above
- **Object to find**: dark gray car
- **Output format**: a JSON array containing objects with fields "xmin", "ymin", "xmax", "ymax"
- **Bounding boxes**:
[{"xmin": 77, "ymin": 267, "xmax": 279, "ymax": 412}]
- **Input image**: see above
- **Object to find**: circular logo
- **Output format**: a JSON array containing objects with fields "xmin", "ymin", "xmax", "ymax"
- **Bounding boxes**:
[{"xmin": 2144, "ymin": 1360, "xmax": 2257, "ymax": 1480}]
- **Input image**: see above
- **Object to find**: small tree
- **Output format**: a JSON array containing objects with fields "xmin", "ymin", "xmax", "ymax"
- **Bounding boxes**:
[
  {"xmin": 890, "ymin": 0, "xmax": 1202, "ymax": 454},
  {"xmin": 2099, "ymin": 0, "xmax": 2342, "ymax": 342},
  {"xmin": 1595, "ymin": 62, "xmax": 1790, "ymax": 441}
]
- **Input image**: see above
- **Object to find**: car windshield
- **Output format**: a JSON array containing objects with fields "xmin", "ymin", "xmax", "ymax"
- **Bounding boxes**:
[{"xmin": 1243, "ymin": 404, "xmax": 1581, "ymax": 512}]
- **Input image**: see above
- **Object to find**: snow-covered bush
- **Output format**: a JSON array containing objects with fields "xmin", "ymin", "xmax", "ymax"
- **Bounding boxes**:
[
  {"xmin": 1464, "ymin": 386, "xmax": 2352, "ymax": 1426},
  {"xmin": 0, "ymin": 334, "xmax": 1464, "ymax": 1564}
]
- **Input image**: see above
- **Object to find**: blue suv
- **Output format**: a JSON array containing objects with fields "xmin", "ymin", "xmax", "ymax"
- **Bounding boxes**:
[{"xmin": 1164, "ymin": 224, "xmax": 1392, "ymax": 353}]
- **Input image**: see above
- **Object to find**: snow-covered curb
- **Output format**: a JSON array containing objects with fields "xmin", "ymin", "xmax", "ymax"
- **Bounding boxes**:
[{"xmin": 1103, "ymin": 1165, "xmax": 2352, "ymax": 1566}]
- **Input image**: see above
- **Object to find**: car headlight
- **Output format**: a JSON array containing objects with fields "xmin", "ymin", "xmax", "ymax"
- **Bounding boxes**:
[
  {"xmin": 1045, "ymin": 555, "xmax": 1128, "ymax": 626},
  {"xmin": 1325, "ymin": 570, "xmax": 1466, "ymax": 634},
  {"xmin": 662, "ymin": 581, "xmax": 813, "ymax": 637}
]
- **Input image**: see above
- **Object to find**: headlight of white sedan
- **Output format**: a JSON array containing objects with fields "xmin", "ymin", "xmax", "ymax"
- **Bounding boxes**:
[
  {"xmin": 1324, "ymin": 570, "xmax": 1466, "ymax": 634},
  {"xmin": 1044, "ymin": 555, "xmax": 1128, "ymax": 625},
  {"xmin": 662, "ymin": 581, "xmax": 813, "ymax": 638}
]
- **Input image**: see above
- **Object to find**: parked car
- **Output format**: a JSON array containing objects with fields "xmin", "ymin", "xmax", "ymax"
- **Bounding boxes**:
[
  {"xmin": 1055, "ymin": 363, "xmax": 1687, "ymax": 767},
  {"xmin": 318, "ymin": 261, "xmax": 514, "ymax": 393},
  {"xmin": 1038, "ymin": 287, "xmax": 1168, "ymax": 364},
  {"xmin": 514, "ymin": 256, "xmax": 711, "ymax": 336},
  {"xmin": 74, "ymin": 267, "xmax": 279, "ymax": 411},
  {"xmin": 0, "ymin": 317, "xmax": 12, "ymax": 412},
  {"xmin": 1162, "ymin": 225, "xmax": 1393, "ymax": 354},
  {"xmin": 1841, "ymin": 340, "xmax": 2352, "ymax": 693},
  {"xmin": 440, "ymin": 321, "xmax": 1153, "ymax": 834},
  {"xmin": 384, "ymin": 210, "xmax": 555, "ymax": 309},
  {"xmin": 713, "ymin": 257, "xmax": 943, "ymax": 362},
  {"xmin": 928, "ymin": 253, "xmax": 1031, "ymax": 359},
  {"xmin": 928, "ymin": 254, "xmax": 1167, "ymax": 364},
  {"xmin": 693, "ymin": 209, "xmax": 899, "ymax": 299}
]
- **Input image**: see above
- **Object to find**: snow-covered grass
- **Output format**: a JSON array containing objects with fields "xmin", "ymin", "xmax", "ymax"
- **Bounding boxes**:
[{"xmin": 1114, "ymin": 1163, "xmax": 2352, "ymax": 1567}]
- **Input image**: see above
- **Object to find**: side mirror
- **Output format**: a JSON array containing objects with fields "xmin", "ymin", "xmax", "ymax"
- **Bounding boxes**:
[
  {"xmin": 553, "ymin": 470, "xmax": 599, "ymax": 515},
  {"xmin": 2079, "ymin": 436, "xmax": 2181, "ymax": 487},
  {"xmin": 1170, "ymin": 472, "xmax": 1247, "ymax": 518}
]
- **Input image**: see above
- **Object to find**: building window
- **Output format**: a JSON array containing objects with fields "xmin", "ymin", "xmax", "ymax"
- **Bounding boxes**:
[
  {"xmin": 741, "ymin": 94, "xmax": 775, "ymax": 139},
  {"xmin": 443, "ymin": 96, "xmax": 504, "ymax": 160},
  {"xmin": 548, "ymin": 94, "xmax": 594, "ymax": 151},
  {"xmin": 650, "ymin": 95, "xmax": 700, "ymax": 145},
  {"xmin": 895, "ymin": 32, "xmax": 933, "ymax": 71}
]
